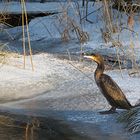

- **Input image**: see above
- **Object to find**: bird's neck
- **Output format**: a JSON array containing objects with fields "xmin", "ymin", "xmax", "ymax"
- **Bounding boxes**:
[{"xmin": 95, "ymin": 61, "xmax": 105, "ymax": 80}]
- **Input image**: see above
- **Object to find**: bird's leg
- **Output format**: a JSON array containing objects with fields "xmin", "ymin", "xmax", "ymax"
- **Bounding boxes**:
[{"xmin": 99, "ymin": 107, "xmax": 117, "ymax": 114}]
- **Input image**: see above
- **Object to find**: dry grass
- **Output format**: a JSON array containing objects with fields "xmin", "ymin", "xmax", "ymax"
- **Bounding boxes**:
[
  {"xmin": 100, "ymin": 1, "xmax": 140, "ymax": 74},
  {"xmin": 0, "ymin": 0, "xmax": 34, "ymax": 70},
  {"xmin": 0, "ymin": 1, "xmax": 18, "ymax": 67},
  {"xmin": 0, "ymin": 43, "xmax": 9, "ymax": 66},
  {"xmin": 118, "ymin": 107, "xmax": 140, "ymax": 134},
  {"xmin": 56, "ymin": 1, "xmax": 89, "ymax": 44},
  {"xmin": 0, "ymin": 51, "xmax": 20, "ymax": 68}
]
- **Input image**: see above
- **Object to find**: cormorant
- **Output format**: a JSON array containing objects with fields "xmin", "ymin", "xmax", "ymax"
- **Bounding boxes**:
[{"xmin": 84, "ymin": 53, "xmax": 133, "ymax": 114}]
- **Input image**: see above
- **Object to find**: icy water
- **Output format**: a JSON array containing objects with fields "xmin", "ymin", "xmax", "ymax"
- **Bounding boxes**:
[
  {"xmin": 0, "ymin": 78, "xmax": 140, "ymax": 140},
  {"xmin": 0, "ymin": 109, "xmax": 139, "ymax": 140},
  {"xmin": 0, "ymin": 111, "xmax": 95, "ymax": 140},
  {"xmin": 0, "ymin": 87, "xmax": 139, "ymax": 140}
]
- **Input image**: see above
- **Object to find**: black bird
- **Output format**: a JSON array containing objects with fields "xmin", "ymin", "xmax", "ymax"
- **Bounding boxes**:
[{"xmin": 84, "ymin": 53, "xmax": 133, "ymax": 114}]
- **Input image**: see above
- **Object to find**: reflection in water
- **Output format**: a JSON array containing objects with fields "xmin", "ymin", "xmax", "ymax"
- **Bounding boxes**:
[{"xmin": 0, "ymin": 112, "xmax": 91, "ymax": 140}]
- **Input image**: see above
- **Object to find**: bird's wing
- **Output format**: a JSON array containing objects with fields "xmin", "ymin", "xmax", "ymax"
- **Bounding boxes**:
[{"xmin": 99, "ymin": 74, "xmax": 132, "ymax": 109}]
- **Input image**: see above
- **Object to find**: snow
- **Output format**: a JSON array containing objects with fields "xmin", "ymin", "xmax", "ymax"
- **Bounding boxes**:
[
  {"xmin": 27, "ymin": 15, "xmax": 61, "ymax": 41},
  {"xmin": 0, "ymin": 1, "xmax": 140, "ymax": 139},
  {"xmin": 0, "ymin": 53, "xmax": 139, "ymax": 106}
]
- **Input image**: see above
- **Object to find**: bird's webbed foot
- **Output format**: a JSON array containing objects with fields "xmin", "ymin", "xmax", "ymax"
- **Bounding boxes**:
[{"xmin": 99, "ymin": 107, "xmax": 117, "ymax": 115}]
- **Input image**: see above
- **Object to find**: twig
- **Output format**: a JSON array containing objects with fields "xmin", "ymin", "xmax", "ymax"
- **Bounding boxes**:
[
  {"xmin": 116, "ymin": 48, "xmax": 123, "ymax": 78},
  {"xmin": 68, "ymin": 62, "xmax": 95, "ymax": 83},
  {"xmin": 21, "ymin": 0, "xmax": 34, "ymax": 71},
  {"xmin": 81, "ymin": 6, "xmax": 103, "ymax": 21},
  {"xmin": 66, "ymin": 51, "xmax": 95, "ymax": 83},
  {"xmin": 21, "ymin": 0, "xmax": 26, "ymax": 69}
]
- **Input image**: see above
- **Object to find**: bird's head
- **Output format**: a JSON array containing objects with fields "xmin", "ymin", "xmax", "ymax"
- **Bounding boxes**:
[{"xmin": 83, "ymin": 53, "xmax": 104, "ymax": 64}]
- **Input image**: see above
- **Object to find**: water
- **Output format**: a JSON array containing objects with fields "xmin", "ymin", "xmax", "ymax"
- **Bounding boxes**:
[
  {"xmin": 0, "ymin": 112, "xmax": 91, "ymax": 140},
  {"xmin": 0, "ymin": 110, "xmax": 138, "ymax": 140}
]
